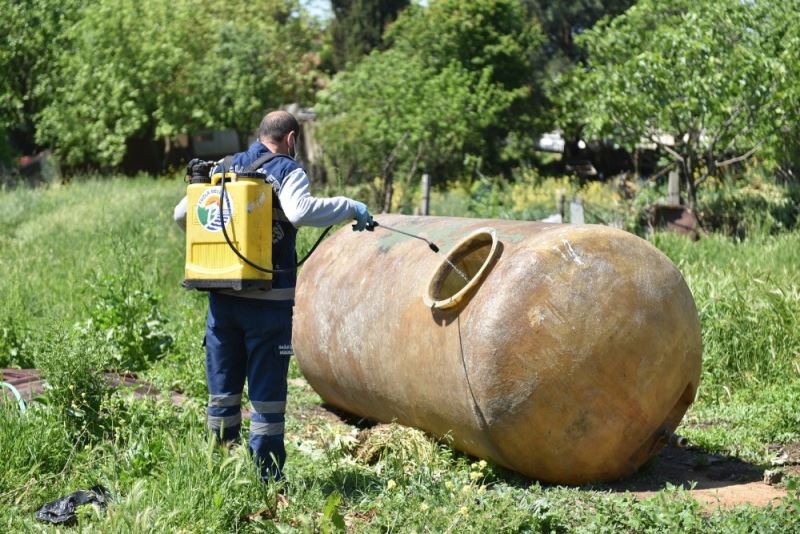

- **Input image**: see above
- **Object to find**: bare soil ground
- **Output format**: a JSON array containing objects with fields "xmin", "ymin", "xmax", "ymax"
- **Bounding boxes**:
[
  {"xmin": 0, "ymin": 368, "xmax": 188, "ymax": 406},
  {"xmin": 4, "ymin": 369, "xmax": 794, "ymax": 510},
  {"xmin": 602, "ymin": 445, "xmax": 789, "ymax": 510}
]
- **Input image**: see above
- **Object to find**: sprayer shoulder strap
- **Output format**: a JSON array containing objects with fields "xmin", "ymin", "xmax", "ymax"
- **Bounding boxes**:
[{"xmin": 245, "ymin": 152, "xmax": 291, "ymax": 173}]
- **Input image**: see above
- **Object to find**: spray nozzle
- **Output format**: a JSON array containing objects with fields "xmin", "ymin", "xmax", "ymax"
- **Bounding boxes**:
[{"xmin": 368, "ymin": 220, "xmax": 441, "ymax": 253}]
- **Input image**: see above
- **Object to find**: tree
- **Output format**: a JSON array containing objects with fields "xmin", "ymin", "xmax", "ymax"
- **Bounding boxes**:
[
  {"xmin": 389, "ymin": 0, "xmax": 546, "ymax": 170},
  {"xmin": 327, "ymin": 0, "xmax": 409, "ymax": 71},
  {"xmin": 524, "ymin": 0, "xmax": 636, "ymax": 64},
  {"xmin": 555, "ymin": 0, "xmax": 800, "ymax": 208},
  {"xmin": 317, "ymin": 0, "xmax": 545, "ymax": 199},
  {"xmin": 316, "ymin": 49, "xmax": 514, "ymax": 211},
  {"xmin": 0, "ymin": 0, "xmax": 83, "ymax": 161},
  {"xmin": 35, "ymin": 0, "xmax": 319, "ymax": 170}
]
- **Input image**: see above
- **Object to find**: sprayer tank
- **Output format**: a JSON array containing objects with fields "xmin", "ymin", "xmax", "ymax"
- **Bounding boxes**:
[{"xmin": 293, "ymin": 215, "xmax": 702, "ymax": 484}]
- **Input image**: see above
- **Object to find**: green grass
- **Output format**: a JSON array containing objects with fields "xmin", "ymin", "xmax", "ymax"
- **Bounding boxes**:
[
  {"xmin": 1, "ymin": 177, "xmax": 798, "ymax": 531},
  {"xmin": 652, "ymin": 232, "xmax": 800, "ymax": 462}
]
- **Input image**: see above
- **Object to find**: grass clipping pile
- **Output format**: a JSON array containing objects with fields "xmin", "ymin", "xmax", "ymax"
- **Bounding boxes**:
[{"xmin": 354, "ymin": 425, "xmax": 438, "ymax": 467}]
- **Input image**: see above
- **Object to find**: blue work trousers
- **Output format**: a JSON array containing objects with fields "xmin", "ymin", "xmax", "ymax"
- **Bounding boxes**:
[{"xmin": 204, "ymin": 292, "xmax": 293, "ymax": 481}]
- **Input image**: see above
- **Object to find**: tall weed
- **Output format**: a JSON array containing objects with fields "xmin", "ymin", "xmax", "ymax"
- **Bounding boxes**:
[
  {"xmin": 0, "ymin": 402, "xmax": 73, "ymax": 497},
  {"xmin": 654, "ymin": 232, "xmax": 800, "ymax": 389},
  {"xmin": 82, "ymin": 268, "xmax": 174, "ymax": 372},
  {"xmin": 34, "ymin": 326, "xmax": 114, "ymax": 440}
]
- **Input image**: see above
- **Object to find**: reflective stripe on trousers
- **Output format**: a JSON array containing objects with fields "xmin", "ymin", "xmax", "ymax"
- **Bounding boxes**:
[
  {"xmin": 205, "ymin": 292, "xmax": 293, "ymax": 480},
  {"xmin": 207, "ymin": 413, "xmax": 242, "ymax": 431}
]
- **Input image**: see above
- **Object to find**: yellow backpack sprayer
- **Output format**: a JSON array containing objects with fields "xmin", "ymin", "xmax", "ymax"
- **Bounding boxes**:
[
  {"xmin": 182, "ymin": 155, "xmax": 334, "ymax": 291},
  {"xmin": 182, "ymin": 154, "xmax": 444, "ymax": 292}
]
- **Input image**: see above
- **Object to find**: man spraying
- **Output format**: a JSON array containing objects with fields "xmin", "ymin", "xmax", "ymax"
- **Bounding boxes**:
[{"xmin": 174, "ymin": 110, "xmax": 372, "ymax": 480}]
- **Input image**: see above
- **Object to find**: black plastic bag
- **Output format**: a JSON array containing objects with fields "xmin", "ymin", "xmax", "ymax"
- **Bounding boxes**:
[{"xmin": 35, "ymin": 485, "xmax": 108, "ymax": 526}]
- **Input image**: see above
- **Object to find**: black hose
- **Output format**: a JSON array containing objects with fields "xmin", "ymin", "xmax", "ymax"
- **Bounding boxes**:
[{"xmin": 217, "ymin": 159, "xmax": 331, "ymax": 274}]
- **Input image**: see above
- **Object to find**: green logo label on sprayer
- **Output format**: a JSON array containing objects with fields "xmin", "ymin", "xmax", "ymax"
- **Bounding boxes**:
[{"xmin": 196, "ymin": 187, "xmax": 233, "ymax": 232}]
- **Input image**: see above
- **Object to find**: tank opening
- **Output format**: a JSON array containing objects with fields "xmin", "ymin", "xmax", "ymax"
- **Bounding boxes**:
[{"xmin": 423, "ymin": 228, "xmax": 499, "ymax": 309}]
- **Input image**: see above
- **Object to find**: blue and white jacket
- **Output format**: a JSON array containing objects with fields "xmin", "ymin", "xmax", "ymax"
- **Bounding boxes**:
[{"xmin": 174, "ymin": 141, "xmax": 358, "ymax": 306}]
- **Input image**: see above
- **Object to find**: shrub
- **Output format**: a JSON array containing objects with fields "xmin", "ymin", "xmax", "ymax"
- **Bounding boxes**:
[
  {"xmin": 698, "ymin": 174, "xmax": 799, "ymax": 236},
  {"xmin": 82, "ymin": 271, "xmax": 174, "ymax": 372},
  {"xmin": 33, "ymin": 326, "xmax": 114, "ymax": 440},
  {"xmin": 446, "ymin": 170, "xmax": 631, "ymax": 226}
]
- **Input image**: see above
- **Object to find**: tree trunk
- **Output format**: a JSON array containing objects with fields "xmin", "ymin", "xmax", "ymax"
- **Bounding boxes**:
[
  {"xmin": 382, "ymin": 171, "xmax": 394, "ymax": 213},
  {"xmin": 685, "ymin": 173, "xmax": 697, "ymax": 210},
  {"xmin": 380, "ymin": 134, "xmax": 409, "ymax": 213},
  {"xmin": 682, "ymin": 143, "xmax": 697, "ymax": 211}
]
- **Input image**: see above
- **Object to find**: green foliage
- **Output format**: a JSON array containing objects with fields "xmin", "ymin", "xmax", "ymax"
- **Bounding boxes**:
[
  {"xmin": 33, "ymin": 326, "xmax": 114, "ymax": 440},
  {"xmin": 524, "ymin": 0, "xmax": 636, "ymax": 62},
  {"xmin": 387, "ymin": 0, "xmax": 542, "ymax": 93},
  {"xmin": 82, "ymin": 270, "xmax": 174, "ymax": 372},
  {"xmin": 320, "ymin": 491, "xmax": 347, "ymax": 533},
  {"xmin": 556, "ymin": 0, "xmax": 800, "ymax": 207},
  {"xmin": 698, "ymin": 174, "xmax": 800, "ymax": 237},
  {"xmin": 327, "ymin": 0, "xmax": 409, "ymax": 71},
  {"xmin": 317, "ymin": 0, "xmax": 543, "ymax": 211},
  {"xmin": 0, "ymin": 0, "xmax": 83, "ymax": 155},
  {"xmin": 0, "ymin": 314, "xmax": 35, "ymax": 368},
  {"xmin": 33, "ymin": 0, "xmax": 316, "ymax": 169},
  {"xmin": 387, "ymin": 0, "xmax": 546, "ymax": 164},
  {"xmin": 430, "ymin": 171, "xmax": 627, "ymax": 226},
  {"xmin": 684, "ymin": 382, "xmax": 800, "ymax": 461},
  {"xmin": 317, "ymin": 51, "xmax": 515, "ymax": 210},
  {"xmin": 654, "ymin": 230, "xmax": 800, "ymax": 390},
  {"xmin": 0, "ymin": 402, "xmax": 74, "ymax": 496}
]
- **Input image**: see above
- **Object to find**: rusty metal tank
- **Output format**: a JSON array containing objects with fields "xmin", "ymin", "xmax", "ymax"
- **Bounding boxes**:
[{"xmin": 293, "ymin": 215, "xmax": 702, "ymax": 484}]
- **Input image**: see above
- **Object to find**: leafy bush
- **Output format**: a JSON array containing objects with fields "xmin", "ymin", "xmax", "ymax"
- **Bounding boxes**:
[
  {"xmin": 82, "ymin": 271, "xmax": 174, "ymax": 372},
  {"xmin": 432, "ymin": 171, "xmax": 631, "ymax": 226},
  {"xmin": 33, "ymin": 326, "xmax": 114, "ymax": 440},
  {"xmin": 698, "ymin": 174, "xmax": 799, "ymax": 236}
]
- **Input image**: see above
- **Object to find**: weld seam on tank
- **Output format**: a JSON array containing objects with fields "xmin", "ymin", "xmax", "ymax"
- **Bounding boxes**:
[
  {"xmin": 440, "ymin": 229, "xmax": 511, "ymax": 467},
  {"xmin": 294, "ymin": 215, "xmax": 703, "ymax": 483},
  {"xmin": 454, "ymin": 314, "xmax": 514, "ymax": 469}
]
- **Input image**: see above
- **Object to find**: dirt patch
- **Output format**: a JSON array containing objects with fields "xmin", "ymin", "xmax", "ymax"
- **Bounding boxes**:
[
  {"xmin": 286, "ymin": 390, "xmax": 794, "ymax": 511},
  {"xmin": 1, "ymin": 368, "xmax": 187, "ymax": 407},
  {"xmin": 288, "ymin": 377, "xmax": 379, "ymax": 439},
  {"xmin": 602, "ymin": 445, "xmax": 789, "ymax": 510}
]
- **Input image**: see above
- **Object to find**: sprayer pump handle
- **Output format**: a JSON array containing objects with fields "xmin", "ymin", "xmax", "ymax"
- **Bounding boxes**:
[{"xmin": 365, "ymin": 220, "xmax": 378, "ymax": 232}]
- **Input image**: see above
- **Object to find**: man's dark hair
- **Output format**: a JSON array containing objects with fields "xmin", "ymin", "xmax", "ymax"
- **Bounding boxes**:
[{"xmin": 258, "ymin": 111, "xmax": 300, "ymax": 143}]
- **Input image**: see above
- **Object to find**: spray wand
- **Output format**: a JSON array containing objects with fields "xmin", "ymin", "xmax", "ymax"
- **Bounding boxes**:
[{"xmin": 365, "ymin": 220, "xmax": 440, "ymax": 253}]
